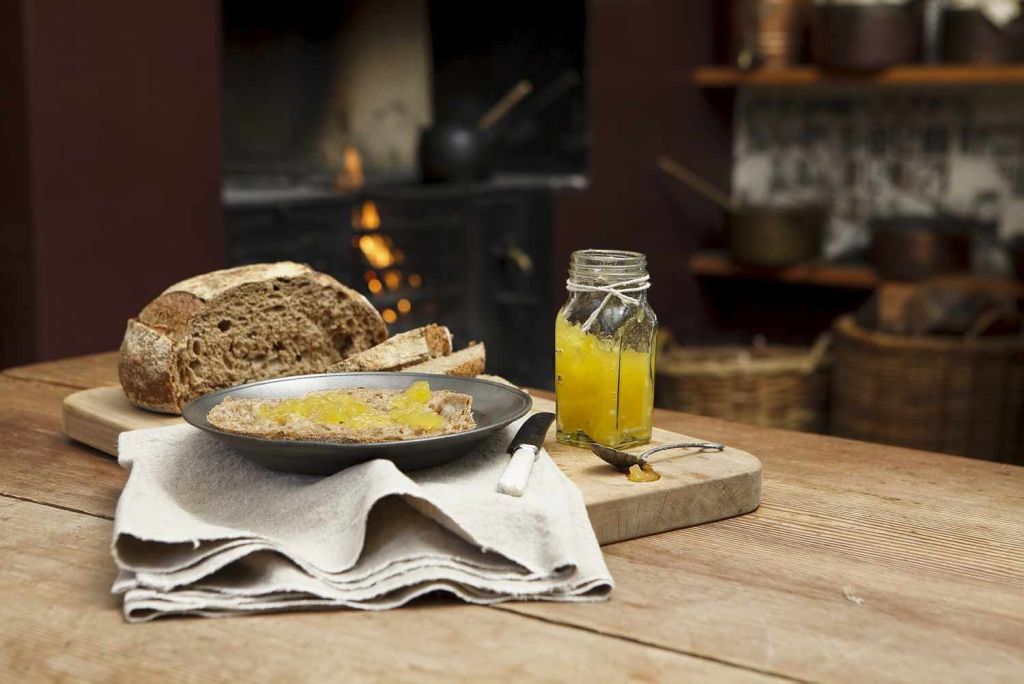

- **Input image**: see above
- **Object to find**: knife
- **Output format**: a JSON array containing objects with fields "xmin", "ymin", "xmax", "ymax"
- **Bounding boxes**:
[{"xmin": 496, "ymin": 412, "xmax": 555, "ymax": 497}]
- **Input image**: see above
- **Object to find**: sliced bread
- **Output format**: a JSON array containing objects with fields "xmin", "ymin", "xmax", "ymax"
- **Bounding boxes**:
[
  {"xmin": 207, "ymin": 387, "xmax": 475, "ymax": 442},
  {"xmin": 403, "ymin": 342, "xmax": 486, "ymax": 377},
  {"xmin": 325, "ymin": 324, "xmax": 452, "ymax": 372},
  {"xmin": 119, "ymin": 262, "xmax": 387, "ymax": 414},
  {"xmin": 475, "ymin": 374, "xmax": 518, "ymax": 388}
]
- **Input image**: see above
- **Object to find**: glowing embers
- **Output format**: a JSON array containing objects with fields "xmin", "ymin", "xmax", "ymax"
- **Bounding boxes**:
[
  {"xmin": 350, "ymin": 200, "xmax": 418, "ymax": 320},
  {"xmin": 352, "ymin": 200, "xmax": 381, "ymax": 231},
  {"xmin": 357, "ymin": 234, "xmax": 395, "ymax": 269},
  {"xmin": 383, "ymin": 270, "xmax": 402, "ymax": 291},
  {"xmin": 334, "ymin": 144, "xmax": 365, "ymax": 192}
]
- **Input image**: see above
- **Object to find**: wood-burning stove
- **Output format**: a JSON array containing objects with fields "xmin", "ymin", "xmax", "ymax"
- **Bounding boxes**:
[
  {"xmin": 220, "ymin": 0, "xmax": 588, "ymax": 388},
  {"xmin": 225, "ymin": 178, "xmax": 574, "ymax": 388}
]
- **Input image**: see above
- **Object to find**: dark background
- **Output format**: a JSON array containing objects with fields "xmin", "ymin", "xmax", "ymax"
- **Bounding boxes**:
[{"xmin": 1, "ymin": 0, "xmax": 729, "ymax": 369}]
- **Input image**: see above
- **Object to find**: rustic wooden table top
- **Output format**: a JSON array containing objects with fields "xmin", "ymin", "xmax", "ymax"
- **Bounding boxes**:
[{"xmin": 2, "ymin": 353, "xmax": 1022, "ymax": 682}]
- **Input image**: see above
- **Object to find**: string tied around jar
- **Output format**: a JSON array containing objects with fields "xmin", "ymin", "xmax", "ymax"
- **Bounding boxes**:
[{"xmin": 564, "ymin": 274, "xmax": 650, "ymax": 332}]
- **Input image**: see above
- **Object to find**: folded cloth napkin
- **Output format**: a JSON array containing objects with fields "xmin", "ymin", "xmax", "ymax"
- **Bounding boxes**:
[{"xmin": 111, "ymin": 417, "xmax": 613, "ymax": 622}]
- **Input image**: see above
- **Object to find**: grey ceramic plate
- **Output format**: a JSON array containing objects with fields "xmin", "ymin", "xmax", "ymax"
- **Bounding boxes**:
[{"xmin": 182, "ymin": 372, "xmax": 533, "ymax": 475}]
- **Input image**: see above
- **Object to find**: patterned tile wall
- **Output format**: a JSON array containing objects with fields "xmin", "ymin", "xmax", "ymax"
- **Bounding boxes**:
[{"xmin": 732, "ymin": 89, "xmax": 1024, "ymax": 263}]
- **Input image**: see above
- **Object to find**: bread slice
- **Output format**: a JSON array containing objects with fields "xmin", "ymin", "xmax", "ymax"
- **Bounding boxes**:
[
  {"xmin": 475, "ymin": 374, "xmax": 518, "ymax": 388},
  {"xmin": 207, "ymin": 387, "xmax": 475, "ymax": 443},
  {"xmin": 404, "ymin": 343, "xmax": 486, "ymax": 377},
  {"xmin": 325, "ymin": 325, "xmax": 452, "ymax": 373},
  {"xmin": 119, "ymin": 262, "xmax": 387, "ymax": 414}
]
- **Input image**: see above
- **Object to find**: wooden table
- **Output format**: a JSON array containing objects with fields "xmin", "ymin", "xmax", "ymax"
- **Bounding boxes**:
[{"xmin": 2, "ymin": 353, "xmax": 1022, "ymax": 682}]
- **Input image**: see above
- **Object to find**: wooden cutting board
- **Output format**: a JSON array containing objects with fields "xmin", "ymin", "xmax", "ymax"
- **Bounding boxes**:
[{"xmin": 62, "ymin": 387, "xmax": 761, "ymax": 545}]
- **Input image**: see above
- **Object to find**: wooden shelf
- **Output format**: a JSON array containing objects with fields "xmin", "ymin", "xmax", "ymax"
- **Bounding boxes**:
[
  {"xmin": 690, "ymin": 252, "xmax": 880, "ymax": 289},
  {"xmin": 694, "ymin": 65, "xmax": 1024, "ymax": 89}
]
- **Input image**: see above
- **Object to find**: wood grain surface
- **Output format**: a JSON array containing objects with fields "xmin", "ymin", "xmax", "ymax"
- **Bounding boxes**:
[
  {"xmin": 3, "ymin": 351, "xmax": 120, "ymax": 389},
  {"xmin": 60, "ymin": 386, "xmax": 763, "ymax": 545},
  {"xmin": 0, "ymin": 496, "xmax": 775, "ymax": 683},
  {"xmin": 3, "ymin": 354, "xmax": 1024, "ymax": 682}
]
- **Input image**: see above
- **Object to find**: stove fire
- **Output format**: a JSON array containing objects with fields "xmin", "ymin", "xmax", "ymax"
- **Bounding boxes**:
[
  {"xmin": 353, "ymin": 201, "xmax": 395, "ymax": 270},
  {"xmin": 351, "ymin": 199, "xmax": 417, "ymax": 325},
  {"xmin": 335, "ymin": 145, "xmax": 365, "ymax": 192},
  {"xmin": 353, "ymin": 199, "xmax": 380, "ymax": 231},
  {"xmin": 356, "ymin": 235, "xmax": 395, "ymax": 269}
]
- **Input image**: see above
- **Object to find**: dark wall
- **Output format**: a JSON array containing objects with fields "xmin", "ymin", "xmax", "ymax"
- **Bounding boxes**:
[
  {"xmin": 430, "ymin": 1, "xmax": 587, "ymax": 174},
  {"xmin": 0, "ymin": 0, "xmax": 225, "ymax": 366},
  {"xmin": 0, "ymin": 0, "xmax": 35, "ymax": 367},
  {"xmin": 554, "ymin": 1, "xmax": 732, "ymax": 342}
]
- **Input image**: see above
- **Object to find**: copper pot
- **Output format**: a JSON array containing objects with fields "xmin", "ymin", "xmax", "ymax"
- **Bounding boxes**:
[
  {"xmin": 812, "ymin": 0, "xmax": 924, "ymax": 71},
  {"xmin": 942, "ymin": 9, "xmax": 1024, "ymax": 64},
  {"xmin": 869, "ymin": 216, "xmax": 975, "ymax": 282},
  {"xmin": 729, "ymin": 206, "xmax": 826, "ymax": 268}
]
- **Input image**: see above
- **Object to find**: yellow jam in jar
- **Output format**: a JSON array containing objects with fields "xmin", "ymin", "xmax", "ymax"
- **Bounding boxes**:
[
  {"xmin": 257, "ymin": 380, "xmax": 444, "ymax": 432},
  {"xmin": 555, "ymin": 316, "xmax": 655, "ymax": 448}
]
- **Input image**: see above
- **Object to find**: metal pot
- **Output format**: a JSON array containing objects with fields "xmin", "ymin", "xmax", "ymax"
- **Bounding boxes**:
[
  {"xmin": 942, "ymin": 9, "xmax": 1024, "ymax": 63},
  {"xmin": 418, "ymin": 80, "xmax": 534, "ymax": 184},
  {"xmin": 869, "ymin": 216, "xmax": 974, "ymax": 281},
  {"xmin": 418, "ymin": 124, "xmax": 495, "ymax": 184},
  {"xmin": 1009, "ymin": 238, "xmax": 1024, "ymax": 281},
  {"xmin": 728, "ymin": 206, "xmax": 827, "ymax": 268},
  {"xmin": 655, "ymin": 156, "xmax": 826, "ymax": 268},
  {"xmin": 812, "ymin": 1, "xmax": 924, "ymax": 71}
]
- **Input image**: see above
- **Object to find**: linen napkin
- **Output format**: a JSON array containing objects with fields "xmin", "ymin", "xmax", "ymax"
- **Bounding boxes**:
[{"xmin": 111, "ymin": 417, "xmax": 613, "ymax": 622}]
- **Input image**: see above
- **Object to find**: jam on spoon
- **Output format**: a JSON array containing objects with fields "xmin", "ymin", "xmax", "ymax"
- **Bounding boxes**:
[{"xmin": 587, "ymin": 437, "xmax": 725, "ymax": 483}]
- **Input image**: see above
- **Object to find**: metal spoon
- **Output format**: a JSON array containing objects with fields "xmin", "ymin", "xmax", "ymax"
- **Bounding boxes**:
[{"xmin": 587, "ymin": 438, "xmax": 725, "ymax": 472}]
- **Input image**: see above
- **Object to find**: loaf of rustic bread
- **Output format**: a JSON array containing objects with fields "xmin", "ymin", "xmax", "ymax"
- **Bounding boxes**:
[
  {"xmin": 207, "ymin": 387, "xmax": 475, "ymax": 442},
  {"xmin": 119, "ymin": 262, "xmax": 387, "ymax": 414}
]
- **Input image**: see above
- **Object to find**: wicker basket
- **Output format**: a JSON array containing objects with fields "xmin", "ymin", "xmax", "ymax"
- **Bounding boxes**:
[
  {"xmin": 830, "ymin": 315, "xmax": 1024, "ymax": 464},
  {"xmin": 655, "ymin": 336, "xmax": 830, "ymax": 433}
]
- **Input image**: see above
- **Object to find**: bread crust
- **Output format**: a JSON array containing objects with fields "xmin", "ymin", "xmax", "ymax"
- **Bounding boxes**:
[
  {"xmin": 118, "ymin": 319, "xmax": 181, "ymax": 413},
  {"xmin": 163, "ymin": 261, "xmax": 312, "ymax": 299},
  {"xmin": 138, "ymin": 291, "xmax": 204, "ymax": 333},
  {"xmin": 119, "ymin": 262, "xmax": 387, "ymax": 414}
]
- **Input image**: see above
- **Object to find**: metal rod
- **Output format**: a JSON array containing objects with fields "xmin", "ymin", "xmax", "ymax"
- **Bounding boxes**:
[
  {"xmin": 478, "ymin": 80, "xmax": 534, "ymax": 131},
  {"xmin": 657, "ymin": 156, "xmax": 734, "ymax": 213}
]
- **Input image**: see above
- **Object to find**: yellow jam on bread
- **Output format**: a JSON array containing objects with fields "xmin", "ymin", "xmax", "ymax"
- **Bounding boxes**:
[
  {"xmin": 257, "ymin": 380, "xmax": 444, "ymax": 432},
  {"xmin": 555, "ymin": 317, "xmax": 654, "ymax": 448}
]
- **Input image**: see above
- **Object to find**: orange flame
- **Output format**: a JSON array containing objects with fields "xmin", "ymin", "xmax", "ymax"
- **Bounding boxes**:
[
  {"xmin": 352, "ymin": 200, "xmax": 380, "ymax": 231},
  {"xmin": 383, "ymin": 270, "xmax": 402, "ymax": 291},
  {"xmin": 358, "ymin": 234, "xmax": 395, "ymax": 269},
  {"xmin": 336, "ymin": 145, "xmax": 364, "ymax": 191}
]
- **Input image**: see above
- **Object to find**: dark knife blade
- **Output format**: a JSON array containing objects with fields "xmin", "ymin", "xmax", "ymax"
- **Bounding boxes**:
[{"xmin": 507, "ymin": 412, "xmax": 555, "ymax": 454}]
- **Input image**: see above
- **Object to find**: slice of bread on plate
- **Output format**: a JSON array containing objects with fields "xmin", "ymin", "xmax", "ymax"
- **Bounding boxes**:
[
  {"xmin": 475, "ymin": 373, "xmax": 519, "ymax": 388},
  {"xmin": 325, "ymin": 324, "xmax": 452, "ymax": 372},
  {"xmin": 404, "ymin": 342, "xmax": 486, "ymax": 377},
  {"xmin": 207, "ymin": 387, "xmax": 475, "ymax": 443},
  {"xmin": 119, "ymin": 262, "xmax": 387, "ymax": 414}
]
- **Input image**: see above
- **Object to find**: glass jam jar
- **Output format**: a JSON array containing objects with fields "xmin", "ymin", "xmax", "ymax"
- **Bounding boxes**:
[{"xmin": 555, "ymin": 250, "xmax": 657, "ymax": 449}]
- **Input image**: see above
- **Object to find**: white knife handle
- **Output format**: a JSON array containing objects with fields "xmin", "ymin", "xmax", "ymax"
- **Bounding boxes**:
[{"xmin": 497, "ymin": 445, "xmax": 539, "ymax": 496}]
